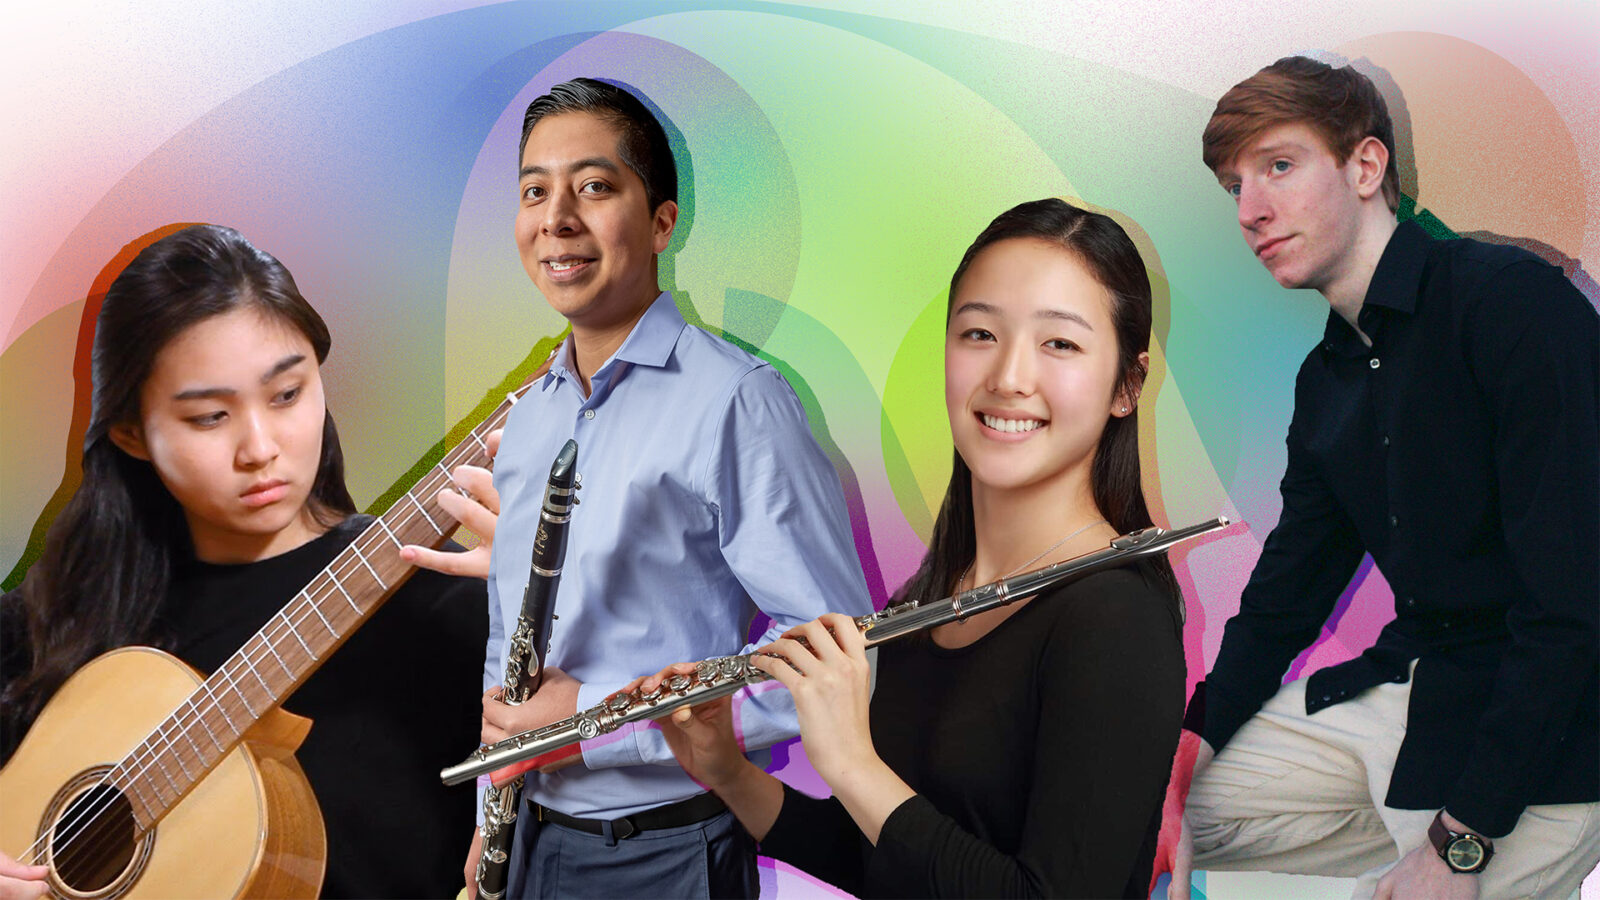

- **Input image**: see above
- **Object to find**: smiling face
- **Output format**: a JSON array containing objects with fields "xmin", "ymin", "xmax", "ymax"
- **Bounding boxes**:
[
  {"xmin": 110, "ymin": 308, "xmax": 327, "ymax": 563},
  {"xmin": 1216, "ymin": 122, "xmax": 1369, "ymax": 292},
  {"xmin": 944, "ymin": 237, "xmax": 1132, "ymax": 499},
  {"xmin": 513, "ymin": 111, "xmax": 678, "ymax": 333}
]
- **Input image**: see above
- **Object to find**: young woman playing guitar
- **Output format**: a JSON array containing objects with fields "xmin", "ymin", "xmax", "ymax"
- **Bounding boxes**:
[{"xmin": 0, "ymin": 224, "xmax": 488, "ymax": 898}]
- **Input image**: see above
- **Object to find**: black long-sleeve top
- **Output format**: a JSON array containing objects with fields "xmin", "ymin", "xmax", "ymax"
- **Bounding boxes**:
[
  {"xmin": 1185, "ymin": 220, "xmax": 1600, "ymax": 838},
  {"xmin": 761, "ymin": 563, "xmax": 1184, "ymax": 898},
  {"xmin": 1, "ymin": 516, "xmax": 489, "ymax": 898}
]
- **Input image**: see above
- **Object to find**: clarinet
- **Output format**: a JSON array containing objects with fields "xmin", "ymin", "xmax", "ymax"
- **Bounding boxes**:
[
  {"xmin": 442, "ymin": 516, "xmax": 1228, "ymax": 787},
  {"xmin": 474, "ymin": 439, "xmax": 579, "ymax": 900}
]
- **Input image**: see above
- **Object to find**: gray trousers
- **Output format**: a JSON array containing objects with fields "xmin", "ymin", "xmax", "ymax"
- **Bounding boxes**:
[{"xmin": 506, "ymin": 805, "xmax": 759, "ymax": 899}]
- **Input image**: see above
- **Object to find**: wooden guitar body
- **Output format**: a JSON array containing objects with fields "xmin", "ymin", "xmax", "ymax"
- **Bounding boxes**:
[{"xmin": 0, "ymin": 647, "xmax": 325, "ymax": 899}]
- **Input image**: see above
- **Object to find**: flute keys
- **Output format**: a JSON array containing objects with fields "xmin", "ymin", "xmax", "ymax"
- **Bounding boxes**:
[
  {"xmin": 666, "ymin": 674, "xmax": 691, "ymax": 693},
  {"xmin": 696, "ymin": 660, "xmax": 719, "ymax": 683},
  {"xmin": 608, "ymin": 694, "xmax": 632, "ymax": 712},
  {"xmin": 577, "ymin": 717, "xmax": 601, "ymax": 740},
  {"xmin": 719, "ymin": 657, "xmax": 743, "ymax": 679}
]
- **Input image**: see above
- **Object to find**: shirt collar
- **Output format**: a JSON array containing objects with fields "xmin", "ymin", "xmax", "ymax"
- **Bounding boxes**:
[
  {"xmin": 1363, "ymin": 219, "xmax": 1429, "ymax": 315},
  {"xmin": 1319, "ymin": 219, "xmax": 1428, "ymax": 355},
  {"xmin": 611, "ymin": 292, "xmax": 685, "ymax": 368},
  {"xmin": 541, "ymin": 292, "xmax": 684, "ymax": 391}
]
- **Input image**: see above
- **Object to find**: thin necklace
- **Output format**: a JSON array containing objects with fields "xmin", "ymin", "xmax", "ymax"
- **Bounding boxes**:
[{"xmin": 958, "ymin": 518, "xmax": 1107, "ymax": 593}]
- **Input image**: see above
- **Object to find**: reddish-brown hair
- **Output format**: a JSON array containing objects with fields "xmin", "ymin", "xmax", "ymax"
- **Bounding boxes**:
[{"xmin": 1203, "ymin": 56, "xmax": 1400, "ymax": 211}]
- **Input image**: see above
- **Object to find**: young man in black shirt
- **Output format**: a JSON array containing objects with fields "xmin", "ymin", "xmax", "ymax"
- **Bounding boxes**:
[{"xmin": 1169, "ymin": 56, "xmax": 1599, "ymax": 899}]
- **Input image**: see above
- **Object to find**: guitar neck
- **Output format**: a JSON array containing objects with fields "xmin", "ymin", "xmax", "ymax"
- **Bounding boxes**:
[{"xmin": 111, "ymin": 382, "xmax": 534, "ymax": 828}]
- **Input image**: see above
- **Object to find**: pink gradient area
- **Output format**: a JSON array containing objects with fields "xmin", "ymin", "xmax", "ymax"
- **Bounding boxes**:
[
  {"xmin": 1336, "ymin": 32, "xmax": 1593, "ymax": 266},
  {"xmin": 1174, "ymin": 520, "xmax": 1399, "ymax": 693},
  {"xmin": 1176, "ymin": 529, "xmax": 1261, "ymax": 688},
  {"xmin": 855, "ymin": 482, "xmax": 927, "ymax": 607},
  {"xmin": 766, "ymin": 733, "xmax": 831, "ymax": 801},
  {"xmin": 1289, "ymin": 562, "xmax": 1396, "ymax": 679},
  {"xmin": 760, "ymin": 856, "xmax": 854, "ymax": 900}
]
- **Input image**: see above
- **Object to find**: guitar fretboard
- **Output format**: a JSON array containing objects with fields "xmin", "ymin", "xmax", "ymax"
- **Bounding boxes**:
[{"xmin": 109, "ymin": 386, "xmax": 531, "ymax": 829}]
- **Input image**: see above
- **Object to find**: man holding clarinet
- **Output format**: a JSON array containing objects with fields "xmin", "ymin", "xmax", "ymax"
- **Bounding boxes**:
[{"xmin": 451, "ymin": 77, "xmax": 871, "ymax": 900}]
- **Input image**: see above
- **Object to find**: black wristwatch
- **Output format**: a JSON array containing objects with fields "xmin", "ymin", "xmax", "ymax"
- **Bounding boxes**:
[{"xmin": 1428, "ymin": 810, "xmax": 1494, "ymax": 874}]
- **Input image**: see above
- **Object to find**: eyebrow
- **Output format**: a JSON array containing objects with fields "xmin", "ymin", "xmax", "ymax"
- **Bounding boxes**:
[
  {"xmin": 172, "ymin": 354, "xmax": 306, "ymax": 401},
  {"xmin": 519, "ymin": 157, "xmax": 621, "ymax": 179},
  {"xmin": 1219, "ymin": 140, "xmax": 1314, "ymax": 181},
  {"xmin": 1241, "ymin": 140, "xmax": 1312, "ymax": 163},
  {"xmin": 952, "ymin": 301, "xmax": 1094, "ymax": 331}
]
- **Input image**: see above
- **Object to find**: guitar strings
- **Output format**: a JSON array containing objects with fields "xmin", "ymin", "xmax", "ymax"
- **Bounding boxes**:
[
  {"xmin": 43, "ymin": 376, "xmax": 531, "ymax": 869},
  {"xmin": 34, "ymin": 401, "xmax": 512, "ymax": 871},
  {"xmin": 24, "ymin": 395, "xmax": 522, "ymax": 875},
  {"xmin": 31, "ymin": 415, "xmax": 502, "ymax": 874},
  {"xmin": 30, "ymin": 457, "xmax": 460, "ymax": 873}
]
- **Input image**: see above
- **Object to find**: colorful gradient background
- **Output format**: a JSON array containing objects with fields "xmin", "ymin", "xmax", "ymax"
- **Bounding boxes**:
[{"xmin": 3, "ymin": 3, "xmax": 1597, "ymax": 897}]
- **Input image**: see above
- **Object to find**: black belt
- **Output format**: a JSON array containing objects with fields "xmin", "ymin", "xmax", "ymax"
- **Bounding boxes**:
[{"xmin": 531, "ymin": 791, "xmax": 727, "ymax": 841}]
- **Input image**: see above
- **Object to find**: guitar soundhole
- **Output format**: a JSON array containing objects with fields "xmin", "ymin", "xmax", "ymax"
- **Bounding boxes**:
[
  {"xmin": 40, "ymin": 767, "xmax": 154, "ymax": 900},
  {"xmin": 51, "ymin": 786, "xmax": 135, "ymax": 892}
]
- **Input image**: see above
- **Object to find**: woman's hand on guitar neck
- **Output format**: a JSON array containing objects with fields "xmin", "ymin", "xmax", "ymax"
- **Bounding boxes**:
[
  {"xmin": 0, "ymin": 851, "xmax": 48, "ymax": 900},
  {"xmin": 403, "ymin": 429, "xmax": 503, "ymax": 579}
]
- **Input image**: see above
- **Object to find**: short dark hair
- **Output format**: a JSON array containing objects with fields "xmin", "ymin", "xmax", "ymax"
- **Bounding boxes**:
[
  {"xmin": 519, "ymin": 77, "xmax": 678, "ymax": 212},
  {"xmin": 1202, "ymin": 56, "xmax": 1400, "ymax": 211}
]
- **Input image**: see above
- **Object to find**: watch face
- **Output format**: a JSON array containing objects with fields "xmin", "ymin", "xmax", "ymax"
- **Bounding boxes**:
[{"xmin": 1446, "ymin": 836, "xmax": 1486, "ymax": 871}]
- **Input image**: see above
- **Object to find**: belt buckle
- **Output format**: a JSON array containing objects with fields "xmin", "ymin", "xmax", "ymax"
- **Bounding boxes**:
[{"xmin": 600, "ymin": 816, "xmax": 637, "ymax": 846}]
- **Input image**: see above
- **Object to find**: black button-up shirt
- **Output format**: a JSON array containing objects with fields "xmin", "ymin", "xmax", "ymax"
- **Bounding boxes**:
[{"xmin": 1187, "ymin": 220, "xmax": 1598, "ymax": 837}]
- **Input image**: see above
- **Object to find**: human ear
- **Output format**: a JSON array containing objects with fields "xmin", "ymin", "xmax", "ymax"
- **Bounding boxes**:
[
  {"xmin": 108, "ymin": 422, "xmax": 152, "ymax": 461},
  {"xmin": 1350, "ymin": 136, "xmax": 1390, "ymax": 201},
  {"xmin": 652, "ymin": 200, "xmax": 680, "ymax": 254},
  {"xmin": 1112, "ymin": 352, "xmax": 1150, "ymax": 417}
]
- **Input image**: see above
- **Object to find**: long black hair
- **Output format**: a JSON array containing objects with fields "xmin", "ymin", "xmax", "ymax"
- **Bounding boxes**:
[
  {"xmin": 895, "ymin": 198, "xmax": 1181, "ymax": 622},
  {"xmin": 2, "ymin": 225, "xmax": 356, "ymax": 746}
]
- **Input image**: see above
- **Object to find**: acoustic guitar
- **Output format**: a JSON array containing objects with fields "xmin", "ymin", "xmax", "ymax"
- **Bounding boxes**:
[{"xmin": 0, "ymin": 375, "xmax": 537, "ymax": 898}]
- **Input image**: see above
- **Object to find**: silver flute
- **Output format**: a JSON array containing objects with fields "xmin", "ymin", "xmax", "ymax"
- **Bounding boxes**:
[{"xmin": 443, "ymin": 516, "xmax": 1228, "ymax": 787}]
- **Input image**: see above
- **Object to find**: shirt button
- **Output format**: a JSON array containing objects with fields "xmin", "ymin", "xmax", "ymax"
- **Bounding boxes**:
[
  {"xmin": 1382, "ymin": 435, "xmax": 1391, "ymax": 447},
  {"xmin": 1369, "ymin": 358, "xmax": 1381, "ymax": 369},
  {"xmin": 1404, "ymin": 596, "xmax": 1416, "ymax": 608},
  {"xmin": 1390, "ymin": 515, "xmax": 1399, "ymax": 527},
  {"xmin": 583, "ymin": 409, "xmax": 595, "ymax": 420}
]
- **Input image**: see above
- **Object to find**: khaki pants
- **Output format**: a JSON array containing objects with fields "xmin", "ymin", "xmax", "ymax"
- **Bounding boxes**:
[{"xmin": 1189, "ymin": 669, "xmax": 1600, "ymax": 899}]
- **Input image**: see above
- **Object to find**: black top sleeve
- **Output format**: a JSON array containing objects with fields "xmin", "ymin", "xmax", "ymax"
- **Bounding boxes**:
[
  {"xmin": 1192, "ymin": 378, "xmax": 1366, "ymax": 753},
  {"xmin": 1445, "ymin": 262, "xmax": 1600, "ymax": 836},
  {"xmin": 761, "ymin": 786, "xmax": 870, "ymax": 894}
]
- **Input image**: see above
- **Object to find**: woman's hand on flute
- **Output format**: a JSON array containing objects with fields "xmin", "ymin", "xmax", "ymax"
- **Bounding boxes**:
[
  {"xmin": 751, "ymin": 614, "xmax": 878, "ymax": 785},
  {"xmin": 753, "ymin": 613, "xmax": 915, "ymax": 845},
  {"xmin": 623, "ymin": 663, "xmax": 786, "ymax": 840},
  {"xmin": 617, "ymin": 663, "xmax": 749, "ymax": 792}
]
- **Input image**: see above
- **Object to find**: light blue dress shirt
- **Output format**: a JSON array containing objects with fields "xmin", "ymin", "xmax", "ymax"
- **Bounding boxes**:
[{"xmin": 485, "ymin": 292, "xmax": 872, "ymax": 820}]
